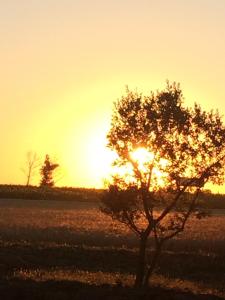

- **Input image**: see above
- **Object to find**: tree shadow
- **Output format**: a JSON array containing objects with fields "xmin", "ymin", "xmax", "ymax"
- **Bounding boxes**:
[
  {"xmin": 1, "ymin": 224, "xmax": 225, "ymax": 252},
  {"xmin": 0, "ymin": 278, "xmax": 223, "ymax": 300}
]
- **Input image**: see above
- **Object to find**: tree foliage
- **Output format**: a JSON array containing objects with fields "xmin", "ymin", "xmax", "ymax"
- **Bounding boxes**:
[
  {"xmin": 101, "ymin": 82, "xmax": 225, "ymax": 287},
  {"xmin": 40, "ymin": 155, "xmax": 59, "ymax": 187}
]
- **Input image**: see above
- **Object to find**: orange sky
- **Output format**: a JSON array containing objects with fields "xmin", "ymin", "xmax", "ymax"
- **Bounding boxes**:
[{"xmin": 1, "ymin": 0, "xmax": 225, "ymax": 191}]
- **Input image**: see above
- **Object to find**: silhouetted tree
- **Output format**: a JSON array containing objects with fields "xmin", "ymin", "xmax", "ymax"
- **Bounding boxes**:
[
  {"xmin": 21, "ymin": 151, "xmax": 40, "ymax": 186},
  {"xmin": 101, "ymin": 82, "xmax": 225, "ymax": 287},
  {"xmin": 40, "ymin": 155, "xmax": 59, "ymax": 187}
]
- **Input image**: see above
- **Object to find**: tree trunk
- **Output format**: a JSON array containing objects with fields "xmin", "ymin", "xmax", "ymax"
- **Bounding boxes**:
[
  {"xmin": 134, "ymin": 235, "xmax": 148, "ymax": 287},
  {"xmin": 26, "ymin": 171, "xmax": 31, "ymax": 186},
  {"xmin": 143, "ymin": 245, "xmax": 161, "ymax": 287}
]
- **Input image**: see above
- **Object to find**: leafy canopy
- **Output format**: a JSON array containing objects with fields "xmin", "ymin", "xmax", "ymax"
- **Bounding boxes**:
[{"xmin": 108, "ymin": 82, "xmax": 225, "ymax": 188}]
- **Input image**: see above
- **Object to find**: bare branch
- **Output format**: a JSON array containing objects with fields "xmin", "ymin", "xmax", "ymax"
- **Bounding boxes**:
[{"xmin": 21, "ymin": 151, "xmax": 41, "ymax": 186}]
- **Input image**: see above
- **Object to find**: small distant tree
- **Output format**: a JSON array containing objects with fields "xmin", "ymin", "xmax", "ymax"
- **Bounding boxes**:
[
  {"xmin": 101, "ymin": 82, "xmax": 225, "ymax": 288},
  {"xmin": 21, "ymin": 151, "xmax": 40, "ymax": 186},
  {"xmin": 40, "ymin": 154, "xmax": 59, "ymax": 187}
]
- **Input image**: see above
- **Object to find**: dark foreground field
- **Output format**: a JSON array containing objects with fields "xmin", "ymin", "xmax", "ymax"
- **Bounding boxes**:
[{"xmin": 0, "ymin": 199, "xmax": 224, "ymax": 299}]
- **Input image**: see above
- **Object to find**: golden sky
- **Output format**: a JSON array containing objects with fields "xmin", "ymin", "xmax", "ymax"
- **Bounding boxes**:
[{"xmin": 1, "ymin": 0, "xmax": 225, "ymax": 191}]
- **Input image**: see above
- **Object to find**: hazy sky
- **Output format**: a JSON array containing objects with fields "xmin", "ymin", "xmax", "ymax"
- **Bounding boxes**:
[{"xmin": 1, "ymin": 0, "xmax": 225, "ymax": 190}]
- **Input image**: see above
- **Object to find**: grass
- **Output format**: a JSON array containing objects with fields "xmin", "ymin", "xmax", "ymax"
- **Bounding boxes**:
[{"xmin": 0, "ymin": 198, "xmax": 224, "ymax": 299}]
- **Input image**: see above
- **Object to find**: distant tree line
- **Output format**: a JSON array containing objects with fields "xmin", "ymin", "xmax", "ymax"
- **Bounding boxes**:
[
  {"xmin": 0, "ymin": 185, "xmax": 102, "ymax": 202},
  {"xmin": 1, "ymin": 183, "xmax": 225, "ymax": 209},
  {"xmin": 198, "ymin": 191, "xmax": 225, "ymax": 209}
]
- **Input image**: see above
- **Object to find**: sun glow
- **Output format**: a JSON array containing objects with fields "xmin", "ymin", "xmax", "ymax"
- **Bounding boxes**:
[{"xmin": 84, "ymin": 132, "xmax": 119, "ymax": 188}]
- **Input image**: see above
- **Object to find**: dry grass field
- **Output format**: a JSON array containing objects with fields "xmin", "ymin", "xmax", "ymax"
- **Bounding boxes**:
[{"xmin": 0, "ymin": 198, "xmax": 224, "ymax": 299}]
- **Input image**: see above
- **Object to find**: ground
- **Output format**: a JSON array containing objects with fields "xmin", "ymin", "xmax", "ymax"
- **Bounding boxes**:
[{"xmin": 0, "ymin": 198, "xmax": 224, "ymax": 299}]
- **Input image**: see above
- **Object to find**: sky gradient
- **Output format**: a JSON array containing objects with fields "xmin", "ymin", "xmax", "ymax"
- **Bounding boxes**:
[{"xmin": 1, "ymin": 0, "xmax": 225, "ymax": 191}]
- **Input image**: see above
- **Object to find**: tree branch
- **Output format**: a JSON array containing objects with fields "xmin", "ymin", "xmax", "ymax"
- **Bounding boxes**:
[{"xmin": 159, "ymin": 188, "xmax": 201, "ymax": 242}]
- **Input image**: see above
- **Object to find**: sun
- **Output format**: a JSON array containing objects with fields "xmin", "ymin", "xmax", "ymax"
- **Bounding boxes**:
[
  {"xmin": 130, "ymin": 147, "xmax": 154, "ymax": 166},
  {"xmin": 130, "ymin": 147, "xmax": 168, "ymax": 187}
]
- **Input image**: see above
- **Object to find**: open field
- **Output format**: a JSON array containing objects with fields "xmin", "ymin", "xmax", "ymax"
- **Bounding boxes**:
[{"xmin": 0, "ymin": 198, "xmax": 225, "ymax": 299}]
